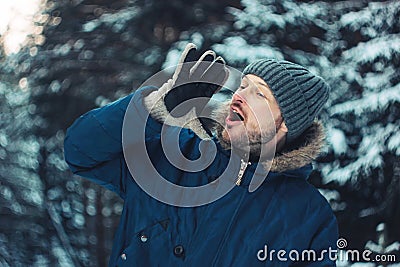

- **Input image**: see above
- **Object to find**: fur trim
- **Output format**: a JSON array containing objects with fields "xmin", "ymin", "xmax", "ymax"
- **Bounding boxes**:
[
  {"xmin": 211, "ymin": 102, "xmax": 326, "ymax": 172},
  {"xmin": 268, "ymin": 121, "xmax": 326, "ymax": 172},
  {"xmin": 143, "ymin": 88, "xmax": 211, "ymax": 140}
]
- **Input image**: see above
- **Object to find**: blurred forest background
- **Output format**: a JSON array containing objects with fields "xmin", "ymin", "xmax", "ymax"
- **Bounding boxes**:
[{"xmin": 0, "ymin": 0, "xmax": 399, "ymax": 266}]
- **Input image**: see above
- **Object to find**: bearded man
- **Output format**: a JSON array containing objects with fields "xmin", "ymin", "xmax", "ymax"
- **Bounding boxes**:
[{"xmin": 64, "ymin": 43, "xmax": 338, "ymax": 266}]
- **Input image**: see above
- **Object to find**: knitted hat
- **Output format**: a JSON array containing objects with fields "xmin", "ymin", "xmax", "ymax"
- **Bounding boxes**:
[{"xmin": 243, "ymin": 59, "xmax": 330, "ymax": 144}]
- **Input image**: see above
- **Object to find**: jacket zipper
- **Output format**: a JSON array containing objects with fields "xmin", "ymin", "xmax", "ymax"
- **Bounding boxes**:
[{"xmin": 235, "ymin": 159, "xmax": 251, "ymax": 186}]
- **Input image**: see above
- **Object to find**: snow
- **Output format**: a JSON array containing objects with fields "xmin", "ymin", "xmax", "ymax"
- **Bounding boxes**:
[
  {"xmin": 82, "ymin": 20, "xmax": 98, "ymax": 32},
  {"xmin": 388, "ymin": 133, "xmax": 400, "ymax": 155},
  {"xmin": 162, "ymin": 33, "xmax": 205, "ymax": 70},
  {"xmin": 230, "ymin": 0, "xmax": 329, "ymax": 32},
  {"xmin": 72, "ymin": 214, "xmax": 85, "ymax": 228},
  {"xmin": 50, "ymin": 80, "xmax": 62, "ymax": 92},
  {"xmin": 385, "ymin": 242, "xmax": 400, "ymax": 253},
  {"xmin": 340, "ymin": 1, "xmax": 400, "ymax": 34},
  {"xmin": 22, "ymin": 189, "xmax": 43, "ymax": 206},
  {"xmin": 340, "ymin": 9, "xmax": 372, "ymax": 30},
  {"xmin": 322, "ymin": 123, "xmax": 398, "ymax": 184},
  {"xmin": 284, "ymin": 1, "xmax": 328, "ymax": 24},
  {"xmin": 343, "ymin": 34, "xmax": 400, "ymax": 63},
  {"xmin": 52, "ymin": 244, "xmax": 74, "ymax": 267},
  {"xmin": 162, "ymin": 48, "xmax": 183, "ymax": 71},
  {"xmin": 73, "ymin": 39, "xmax": 85, "ymax": 51},
  {"xmin": 82, "ymin": 7, "xmax": 139, "ymax": 33},
  {"xmin": 363, "ymin": 67, "xmax": 396, "ymax": 92},
  {"xmin": 212, "ymin": 36, "xmax": 284, "ymax": 64},
  {"xmin": 229, "ymin": 0, "xmax": 286, "ymax": 30},
  {"xmin": 162, "ymin": 35, "xmax": 284, "ymax": 70},
  {"xmin": 330, "ymin": 84, "xmax": 400, "ymax": 116},
  {"xmin": 0, "ymin": 132, "xmax": 8, "ymax": 147},
  {"xmin": 328, "ymin": 128, "xmax": 348, "ymax": 155},
  {"xmin": 0, "ymin": 186, "xmax": 13, "ymax": 201},
  {"xmin": 190, "ymin": 32, "xmax": 204, "ymax": 48}
]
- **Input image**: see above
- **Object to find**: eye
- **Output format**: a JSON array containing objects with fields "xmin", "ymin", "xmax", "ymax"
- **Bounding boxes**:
[{"xmin": 257, "ymin": 91, "xmax": 266, "ymax": 98}]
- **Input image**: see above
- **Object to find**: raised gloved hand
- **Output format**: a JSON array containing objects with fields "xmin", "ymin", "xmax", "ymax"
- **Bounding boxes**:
[
  {"xmin": 164, "ymin": 43, "xmax": 229, "ymax": 118},
  {"xmin": 144, "ymin": 43, "xmax": 229, "ymax": 139}
]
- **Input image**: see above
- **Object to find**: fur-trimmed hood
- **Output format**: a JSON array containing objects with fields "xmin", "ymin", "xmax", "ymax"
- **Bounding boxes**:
[
  {"xmin": 143, "ymin": 91, "xmax": 326, "ymax": 173},
  {"xmin": 269, "ymin": 121, "xmax": 325, "ymax": 172}
]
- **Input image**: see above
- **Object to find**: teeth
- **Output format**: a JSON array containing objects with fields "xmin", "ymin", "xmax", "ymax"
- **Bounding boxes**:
[{"xmin": 232, "ymin": 110, "xmax": 244, "ymax": 121}]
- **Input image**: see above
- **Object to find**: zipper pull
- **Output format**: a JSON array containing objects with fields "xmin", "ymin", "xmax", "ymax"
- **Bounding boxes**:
[{"xmin": 235, "ymin": 159, "xmax": 251, "ymax": 186}]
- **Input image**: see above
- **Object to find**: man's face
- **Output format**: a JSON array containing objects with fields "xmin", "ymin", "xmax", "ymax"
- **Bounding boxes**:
[{"xmin": 222, "ymin": 74, "xmax": 284, "ymax": 152}]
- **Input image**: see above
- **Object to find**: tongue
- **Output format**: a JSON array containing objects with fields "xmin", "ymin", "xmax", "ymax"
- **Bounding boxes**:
[{"xmin": 229, "ymin": 110, "xmax": 243, "ymax": 121}]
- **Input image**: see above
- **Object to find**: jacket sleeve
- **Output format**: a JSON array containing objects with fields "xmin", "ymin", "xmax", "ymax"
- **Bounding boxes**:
[{"xmin": 63, "ymin": 86, "xmax": 160, "ymax": 199}]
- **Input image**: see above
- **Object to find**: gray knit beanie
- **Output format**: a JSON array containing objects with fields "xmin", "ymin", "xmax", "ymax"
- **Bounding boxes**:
[{"xmin": 243, "ymin": 59, "xmax": 330, "ymax": 144}]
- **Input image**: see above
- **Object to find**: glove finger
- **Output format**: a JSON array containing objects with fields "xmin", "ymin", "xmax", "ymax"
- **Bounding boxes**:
[
  {"xmin": 173, "ymin": 43, "xmax": 197, "ymax": 81},
  {"xmin": 194, "ymin": 54, "xmax": 214, "ymax": 79},
  {"xmin": 214, "ymin": 68, "xmax": 230, "ymax": 94},
  {"xmin": 179, "ymin": 43, "xmax": 197, "ymax": 64},
  {"xmin": 190, "ymin": 50, "xmax": 215, "ymax": 79},
  {"xmin": 217, "ymin": 57, "xmax": 230, "ymax": 87},
  {"xmin": 221, "ymin": 67, "xmax": 230, "ymax": 87},
  {"xmin": 197, "ymin": 57, "xmax": 228, "ymax": 97},
  {"xmin": 180, "ymin": 47, "xmax": 197, "ymax": 78},
  {"xmin": 183, "ymin": 46, "xmax": 198, "ymax": 64},
  {"xmin": 201, "ymin": 56, "xmax": 227, "ymax": 86}
]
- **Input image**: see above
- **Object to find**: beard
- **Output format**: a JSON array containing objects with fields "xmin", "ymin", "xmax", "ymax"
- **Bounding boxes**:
[
  {"xmin": 211, "ymin": 102, "xmax": 277, "ymax": 160},
  {"xmin": 221, "ymin": 126, "xmax": 276, "ymax": 160}
]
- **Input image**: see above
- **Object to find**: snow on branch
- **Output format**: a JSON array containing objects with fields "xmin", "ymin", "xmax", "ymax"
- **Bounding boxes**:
[
  {"xmin": 229, "ymin": 0, "xmax": 329, "ymax": 31},
  {"xmin": 330, "ymin": 83, "xmax": 400, "ymax": 116},
  {"xmin": 212, "ymin": 37, "xmax": 284, "ymax": 65},
  {"xmin": 342, "ymin": 34, "xmax": 400, "ymax": 63},
  {"xmin": 322, "ymin": 123, "xmax": 399, "ymax": 184},
  {"xmin": 340, "ymin": 1, "xmax": 400, "ymax": 32},
  {"xmin": 229, "ymin": 0, "xmax": 286, "ymax": 30}
]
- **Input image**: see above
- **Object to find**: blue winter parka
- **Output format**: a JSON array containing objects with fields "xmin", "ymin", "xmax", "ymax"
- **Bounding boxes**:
[{"xmin": 64, "ymin": 86, "xmax": 338, "ymax": 266}]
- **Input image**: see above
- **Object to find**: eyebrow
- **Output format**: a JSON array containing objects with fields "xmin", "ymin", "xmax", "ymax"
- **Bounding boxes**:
[
  {"xmin": 242, "ymin": 76, "xmax": 274, "ymax": 96},
  {"xmin": 257, "ymin": 81, "xmax": 269, "ymax": 89},
  {"xmin": 256, "ymin": 81, "xmax": 274, "ymax": 97}
]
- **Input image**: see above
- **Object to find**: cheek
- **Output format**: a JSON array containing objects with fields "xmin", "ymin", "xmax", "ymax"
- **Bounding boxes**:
[
  {"xmin": 270, "ymin": 104, "xmax": 282, "ymax": 122},
  {"xmin": 247, "ymin": 111, "xmax": 277, "ymax": 134}
]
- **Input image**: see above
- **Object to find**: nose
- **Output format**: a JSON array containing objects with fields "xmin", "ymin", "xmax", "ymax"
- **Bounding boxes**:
[{"xmin": 232, "ymin": 91, "xmax": 245, "ymax": 105}]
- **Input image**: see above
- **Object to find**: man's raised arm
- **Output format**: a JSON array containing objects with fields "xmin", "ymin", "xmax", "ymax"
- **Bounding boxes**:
[{"xmin": 63, "ymin": 92, "xmax": 136, "ymax": 198}]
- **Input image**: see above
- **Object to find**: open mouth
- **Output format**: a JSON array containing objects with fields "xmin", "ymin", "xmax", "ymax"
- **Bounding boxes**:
[
  {"xmin": 226, "ymin": 107, "xmax": 245, "ymax": 125},
  {"xmin": 231, "ymin": 109, "xmax": 244, "ymax": 121}
]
